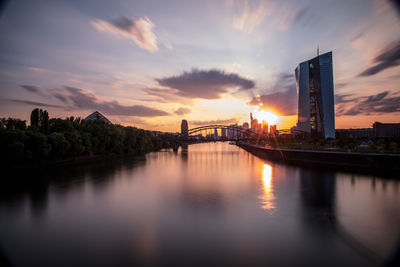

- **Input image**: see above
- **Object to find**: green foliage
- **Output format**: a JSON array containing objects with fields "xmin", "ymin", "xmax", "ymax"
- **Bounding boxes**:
[{"xmin": 0, "ymin": 109, "xmax": 178, "ymax": 167}]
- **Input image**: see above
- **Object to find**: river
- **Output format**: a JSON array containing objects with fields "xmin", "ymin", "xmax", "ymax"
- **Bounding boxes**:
[{"xmin": 1, "ymin": 142, "xmax": 399, "ymax": 267}]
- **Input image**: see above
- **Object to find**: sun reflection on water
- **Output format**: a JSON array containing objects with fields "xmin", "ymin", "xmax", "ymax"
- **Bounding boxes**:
[{"xmin": 261, "ymin": 164, "xmax": 275, "ymax": 212}]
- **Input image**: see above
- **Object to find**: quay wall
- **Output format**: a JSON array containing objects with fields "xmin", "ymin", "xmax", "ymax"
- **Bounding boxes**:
[{"xmin": 237, "ymin": 143, "xmax": 400, "ymax": 172}]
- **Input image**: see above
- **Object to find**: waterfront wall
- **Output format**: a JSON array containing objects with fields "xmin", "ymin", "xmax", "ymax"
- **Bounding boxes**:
[{"xmin": 238, "ymin": 143, "xmax": 400, "ymax": 172}]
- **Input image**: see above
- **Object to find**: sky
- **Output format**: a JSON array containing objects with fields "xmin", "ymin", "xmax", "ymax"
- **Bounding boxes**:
[{"xmin": 0, "ymin": 0, "xmax": 399, "ymax": 132}]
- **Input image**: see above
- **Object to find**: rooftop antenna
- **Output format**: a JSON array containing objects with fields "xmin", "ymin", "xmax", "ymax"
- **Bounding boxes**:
[{"xmin": 317, "ymin": 45, "xmax": 319, "ymax": 56}]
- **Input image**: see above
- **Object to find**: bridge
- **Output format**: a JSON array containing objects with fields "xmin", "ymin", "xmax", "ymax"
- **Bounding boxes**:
[{"xmin": 181, "ymin": 124, "xmax": 259, "ymax": 140}]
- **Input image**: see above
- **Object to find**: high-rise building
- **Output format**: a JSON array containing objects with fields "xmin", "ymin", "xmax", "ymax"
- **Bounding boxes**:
[
  {"xmin": 250, "ymin": 113, "xmax": 258, "ymax": 133},
  {"xmin": 262, "ymin": 121, "xmax": 268, "ymax": 134},
  {"xmin": 295, "ymin": 51, "xmax": 335, "ymax": 138},
  {"xmin": 181, "ymin": 120, "xmax": 188, "ymax": 136},
  {"xmin": 221, "ymin": 128, "xmax": 227, "ymax": 138},
  {"xmin": 270, "ymin": 125, "xmax": 277, "ymax": 135},
  {"xmin": 241, "ymin": 122, "xmax": 249, "ymax": 139}
]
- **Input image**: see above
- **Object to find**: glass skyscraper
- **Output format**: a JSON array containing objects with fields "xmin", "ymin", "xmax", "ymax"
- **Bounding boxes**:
[{"xmin": 295, "ymin": 51, "xmax": 335, "ymax": 138}]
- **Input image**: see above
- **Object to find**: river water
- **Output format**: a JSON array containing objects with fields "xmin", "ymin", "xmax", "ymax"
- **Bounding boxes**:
[{"xmin": 1, "ymin": 142, "xmax": 400, "ymax": 267}]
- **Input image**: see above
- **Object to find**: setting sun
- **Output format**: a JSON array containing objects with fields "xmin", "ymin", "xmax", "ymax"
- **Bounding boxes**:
[{"xmin": 252, "ymin": 108, "xmax": 280, "ymax": 125}]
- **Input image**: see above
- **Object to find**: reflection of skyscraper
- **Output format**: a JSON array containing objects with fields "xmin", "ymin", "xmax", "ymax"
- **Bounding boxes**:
[
  {"xmin": 181, "ymin": 120, "xmax": 188, "ymax": 136},
  {"xmin": 295, "ymin": 52, "xmax": 335, "ymax": 138},
  {"xmin": 300, "ymin": 169, "xmax": 335, "ymax": 211}
]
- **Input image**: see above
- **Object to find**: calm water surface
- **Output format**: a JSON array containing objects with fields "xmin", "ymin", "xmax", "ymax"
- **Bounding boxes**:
[{"xmin": 1, "ymin": 142, "xmax": 400, "ymax": 267}]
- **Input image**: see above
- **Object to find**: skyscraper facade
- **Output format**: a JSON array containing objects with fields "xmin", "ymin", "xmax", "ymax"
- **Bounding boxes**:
[
  {"xmin": 295, "ymin": 51, "xmax": 335, "ymax": 138},
  {"xmin": 181, "ymin": 120, "xmax": 188, "ymax": 136}
]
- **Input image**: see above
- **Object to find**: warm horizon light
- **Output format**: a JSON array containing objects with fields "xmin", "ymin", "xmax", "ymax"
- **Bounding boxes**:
[{"xmin": 252, "ymin": 108, "xmax": 279, "ymax": 126}]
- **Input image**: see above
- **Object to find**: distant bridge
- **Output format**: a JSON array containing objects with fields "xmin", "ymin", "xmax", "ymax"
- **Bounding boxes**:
[{"xmin": 181, "ymin": 124, "xmax": 259, "ymax": 140}]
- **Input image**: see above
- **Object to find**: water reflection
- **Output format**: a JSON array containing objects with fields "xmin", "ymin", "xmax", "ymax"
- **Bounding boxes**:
[
  {"xmin": 0, "ymin": 143, "xmax": 400, "ymax": 267},
  {"xmin": 260, "ymin": 164, "xmax": 275, "ymax": 211},
  {"xmin": 300, "ymin": 169, "xmax": 335, "ymax": 216}
]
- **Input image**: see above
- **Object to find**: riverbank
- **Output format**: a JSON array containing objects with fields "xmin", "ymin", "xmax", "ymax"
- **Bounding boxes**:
[
  {"xmin": 237, "ymin": 142, "xmax": 400, "ymax": 174},
  {"xmin": 0, "ymin": 147, "xmax": 176, "ymax": 174}
]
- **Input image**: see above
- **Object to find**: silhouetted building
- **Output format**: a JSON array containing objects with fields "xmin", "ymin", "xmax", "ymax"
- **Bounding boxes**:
[
  {"xmin": 228, "ymin": 123, "xmax": 238, "ymax": 139},
  {"xmin": 84, "ymin": 111, "xmax": 112, "ymax": 124},
  {"xmin": 250, "ymin": 113, "xmax": 258, "ymax": 133},
  {"xmin": 181, "ymin": 120, "xmax": 188, "ymax": 136},
  {"xmin": 373, "ymin": 122, "xmax": 400, "ymax": 138},
  {"xmin": 214, "ymin": 128, "xmax": 218, "ymax": 139},
  {"xmin": 335, "ymin": 128, "xmax": 373, "ymax": 139},
  {"xmin": 295, "ymin": 51, "xmax": 335, "ymax": 138},
  {"xmin": 270, "ymin": 125, "xmax": 277, "ymax": 135},
  {"xmin": 262, "ymin": 121, "xmax": 269, "ymax": 134},
  {"xmin": 242, "ymin": 122, "xmax": 249, "ymax": 129},
  {"xmin": 221, "ymin": 128, "xmax": 227, "ymax": 138}
]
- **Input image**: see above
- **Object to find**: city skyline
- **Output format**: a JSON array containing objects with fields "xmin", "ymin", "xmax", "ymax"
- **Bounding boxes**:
[{"xmin": 0, "ymin": 0, "xmax": 400, "ymax": 132}]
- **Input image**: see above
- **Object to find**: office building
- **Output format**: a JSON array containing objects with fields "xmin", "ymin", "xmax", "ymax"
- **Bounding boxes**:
[
  {"xmin": 295, "ymin": 51, "xmax": 335, "ymax": 138},
  {"xmin": 221, "ymin": 128, "xmax": 227, "ymax": 138},
  {"xmin": 270, "ymin": 125, "xmax": 277, "ymax": 135},
  {"xmin": 262, "ymin": 121, "xmax": 269, "ymax": 134},
  {"xmin": 250, "ymin": 113, "xmax": 258, "ymax": 133},
  {"xmin": 181, "ymin": 120, "xmax": 188, "ymax": 136},
  {"xmin": 373, "ymin": 122, "xmax": 400, "ymax": 138}
]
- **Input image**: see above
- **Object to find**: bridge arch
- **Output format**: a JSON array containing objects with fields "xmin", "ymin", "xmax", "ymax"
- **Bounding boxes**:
[{"xmin": 182, "ymin": 124, "xmax": 258, "ymax": 139}]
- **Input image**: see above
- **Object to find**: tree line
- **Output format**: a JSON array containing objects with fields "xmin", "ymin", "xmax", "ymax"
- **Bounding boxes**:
[{"xmin": 0, "ymin": 109, "xmax": 178, "ymax": 168}]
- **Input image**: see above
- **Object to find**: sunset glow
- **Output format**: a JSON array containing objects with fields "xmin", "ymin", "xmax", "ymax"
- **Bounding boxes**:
[{"xmin": 253, "ymin": 108, "xmax": 279, "ymax": 125}]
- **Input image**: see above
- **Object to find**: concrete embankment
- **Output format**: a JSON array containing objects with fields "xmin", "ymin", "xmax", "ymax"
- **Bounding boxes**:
[{"xmin": 237, "ymin": 143, "xmax": 400, "ymax": 173}]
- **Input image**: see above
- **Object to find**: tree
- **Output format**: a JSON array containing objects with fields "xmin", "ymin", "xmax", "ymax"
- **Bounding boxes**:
[
  {"xmin": 30, "ymin": 108, "xmax": 39, "ymax": 128},
  {"xmin": 40, "ymin": 110, "xmax": 49, "ymax": 134},
  {"xmin": 48, "ymin": 132, "xmax": 71, "ymax": 159}
]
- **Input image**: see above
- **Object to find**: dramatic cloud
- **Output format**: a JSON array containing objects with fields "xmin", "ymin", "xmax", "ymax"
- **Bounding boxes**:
[
  {"xmin": 141, "ymin": 87, "xmax": 191, "ymax": 104},
  {"xmin": 64, "ymin": 87, "xmax": 169, "ymax": 117},
  {"xmin": 359, "ymin": 40, "xmax": 400, "ymax": 76},
  {"xmin": 191, "ymin": 118, "xmax": 238, "ymax": 126},
  {"xmin": 156, "ymin": 69, "xmax": 255, "ymax": 99},
  {"xmin": 48, "ymin": 88, "xmax": 69, "ymax": 103},
  {"xmin": 91, "ymin": 17, "xmax": 158, "ymax": 52},
  {"xmin": 174, "ymin": 107, "xmax": 191, "ymax": 116},
  {"xmin": 20, "ymin": 85, "xmax": 44, "ymax": 95},
  {"xmin": 335, "ymin": 94, "xmax": 354, "ymax": 104},
  {"xmin": 232, "ymin": 0, "xmax": 271, "ymax": 33},
  {"xmin": 8, "ymin": 99, "xmax": 63, "ymax": 108},
  {"xmin": 248, "ymin": 73, "xmax": 297, "ymax": 116},
  {"xmin": 336, "ymin": 91, "xmax": 400, "ymax": 116}
]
